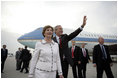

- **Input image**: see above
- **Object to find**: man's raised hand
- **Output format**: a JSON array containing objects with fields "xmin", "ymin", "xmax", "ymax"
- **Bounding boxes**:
[{"xmin": 81, "ymin": 16, "xmax": 87, "ymax": 28}]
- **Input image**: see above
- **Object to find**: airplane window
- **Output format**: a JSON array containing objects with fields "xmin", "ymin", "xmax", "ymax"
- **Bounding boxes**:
[
  {"xmin": 88, "ymin": 34, "xmax": 90, "ymax": 37},
  {"xmin": 105, "ymin": 35, "xmax": 107, "ymax": 38},
  {"xmin": 87, "ymin": 34, "xmax": 88, "ymax": 36},
  {"xmin": 94, "ymin": 35, "xmax": 96, "ymax": 37},
  {"xmin": 104, "ymin": 35, "xmax": 106, "ymax": 38},
  {"xmin": 85, "ymin": 34, "xmax": 87, "ymax": 36},
  {"xmin": 106, "ymin": 36, "xmax": 108, "ymax": 38},
  {"xmin": 107, "ymin": 35, "xmax": 109, "ymax": 38},
  {"xmin": 93, "ymin": 34, "xmax": 94, "ymax": 37},
  {"xmin": 103, "ymin": 35, "xmax": 105, "ymax": 37}
]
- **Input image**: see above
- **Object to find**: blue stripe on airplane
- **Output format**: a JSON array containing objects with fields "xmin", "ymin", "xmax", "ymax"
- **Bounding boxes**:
[
  {"xmin": 18, "ymin": 36, "xmax": 117, "ymax": 43},
  {"xmin": 18, "ymin": 27, "xmax": 117, "ymax": 43},
  {"xmin": 73, "ymin": 37, "xmax": 117, "ymax": 43}
]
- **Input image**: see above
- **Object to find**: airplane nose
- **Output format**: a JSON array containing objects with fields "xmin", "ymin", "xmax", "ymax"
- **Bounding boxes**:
[
  {"xmin": 18, "ymin": 27, "xmax": 44, "ymax": 40},
  {"xmin": 17, "ymin": 27, "xmax": 44, "ymax": 48}
]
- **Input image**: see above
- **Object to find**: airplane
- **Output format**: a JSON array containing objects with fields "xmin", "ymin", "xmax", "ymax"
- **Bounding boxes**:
[{"xmin": 17, "ymin": 27, "xmax": 117, "ymax": 55}]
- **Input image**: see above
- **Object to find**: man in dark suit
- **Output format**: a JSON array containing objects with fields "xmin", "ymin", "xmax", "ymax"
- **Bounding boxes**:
[
  {"xmin": 69, "ymin": 41, "xmax": 81, "ymax": 78},
  {"xmin": 1, "ymin": 45, "xmax": 8, "ymax": 73},
  {"xmin": 53, "ymin": 16, "xmax": 87, "ymax": 78},
  {"xmin": 20, "ymin": 46, "xmax": 31, "ymax": 73},
  {"xmin": 79, "ymin": 43, "xmax": 91, "ymax": 78},
  {"xmin": 93, "ymin": 37, "xmax": 114, "ymax": 78}
]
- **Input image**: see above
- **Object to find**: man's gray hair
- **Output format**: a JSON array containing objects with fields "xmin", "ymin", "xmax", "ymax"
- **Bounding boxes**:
[
  {"xmin": 54, "ymin": 25, "xmax": 61, "ymax": 32},
  {"xmin": 98, "ymin": 36, "xmax": 104, "ymax": 41}
]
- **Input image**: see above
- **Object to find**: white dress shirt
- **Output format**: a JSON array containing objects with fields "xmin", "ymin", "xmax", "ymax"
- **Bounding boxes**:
[
  {"xmin": 29, "ymin": 39, "xmax": 62, "ymax": 77},
  {"xmin": 56, "ymin": 35, "xmax": 60, "ymax": 44}
]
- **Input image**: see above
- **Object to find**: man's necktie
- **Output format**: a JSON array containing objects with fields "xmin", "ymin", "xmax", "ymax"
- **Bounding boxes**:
[
  {"xmin": 72, "ymin": 47, "xmax": 74, "ymax": 58},
  {"xmin": 83, "ymin": 49, "xmax": 86, "ymax": 57},
  {"xmin": 101, "ymin": 45, "xmax": 107, "ymax": 59}
]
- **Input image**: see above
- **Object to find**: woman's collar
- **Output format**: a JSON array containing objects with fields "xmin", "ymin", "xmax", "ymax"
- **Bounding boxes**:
[{"xmin": 42, "ymin": 39, "xmax": 55, "ymax": 45}]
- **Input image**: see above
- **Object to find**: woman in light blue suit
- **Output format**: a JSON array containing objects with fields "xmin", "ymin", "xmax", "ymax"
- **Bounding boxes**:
[{"xmin": 29, "ymin": 25, "xmax": 63, "ymax": 78}]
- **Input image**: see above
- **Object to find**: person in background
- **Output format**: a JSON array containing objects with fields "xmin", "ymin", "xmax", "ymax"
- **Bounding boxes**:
[
  {"xmin": 53, "ymin": 16, "xmax": 87, "ymax": 78},
  {"xmin": 19, "ymin": 48, "xmax": 23, "ymax": 70},
  {"xmin": 1, "ymin": 45, "xmax": 8, "ymax": 73},
  {"xmin": 27, "ymin": 50, "xmax": 32, "ymax": 68},
  {"xmin": 79, "ymin": 43, "xmax": 91, "ymax": 78},
  {"xmin": 93, "ymin": 37, "xmax": 114, "ymax": 78},
  {"xmin": 69, "ymin": 41, "xmax": 81, "ymax": 78},
  {"xmin": 20, "ymin": 46, "xmax": 30, "ymax": 73},
  {"xmin": 29, "ymin": 25, "xmax": 63, "ymax": 78},
  {"xmin": 15, "ymin": 48, "xmax": 22, "ymax": 70}
]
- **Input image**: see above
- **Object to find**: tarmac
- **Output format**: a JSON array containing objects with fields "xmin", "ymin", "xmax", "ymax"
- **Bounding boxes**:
[{"xmin": 1, "ymin": 57, "xmax": 117, "ymax": 78}]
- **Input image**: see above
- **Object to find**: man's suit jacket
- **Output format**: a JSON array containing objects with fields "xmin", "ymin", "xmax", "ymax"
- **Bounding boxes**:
[
  {"xmin": 53, "ymin": 27, "xmax": 82, "ymax": 66},
  {"xmin": 79, "ymin": 48, "xmax": 90, "ymax": 64},
  {"xmin": 20, "ymin": 49, "xmax": 30, "ymax": 61},
  {"xmin": 69, "ymin": 46, "xmax": 80, "ymax": 62},
  {"xmin": 93, "ymin": 44, "xmax": 112, "ymax": 64},
  {"xmin": 1, "ymin": 48, "xmax": 8, "ymax": 59},
  {"xmin": 15, "ymin": 51, "xmax": 21, "ymax": 60}
]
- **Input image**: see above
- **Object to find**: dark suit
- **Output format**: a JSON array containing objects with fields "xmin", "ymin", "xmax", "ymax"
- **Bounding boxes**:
[
  {"xmin": 93, "ymin": 44, "xmax": 114, "ymax": 78},
  {"xmin": 53, "ymin": 27, "xmax": 82, "ymax": 78},
  {"xmin": 79, "ymin": 48, "xmax": 90, "ymax": 78},
  {"xmin": 1, "ymin": 48, "xmax": 8, "ymax": 72},
  {"xmin": 20, "ymin": 49, "xmax": 31, "ymax": 73},
  {"xmin": 69, "ymin": 46, "xmax": 81, "ymax": 78}
]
